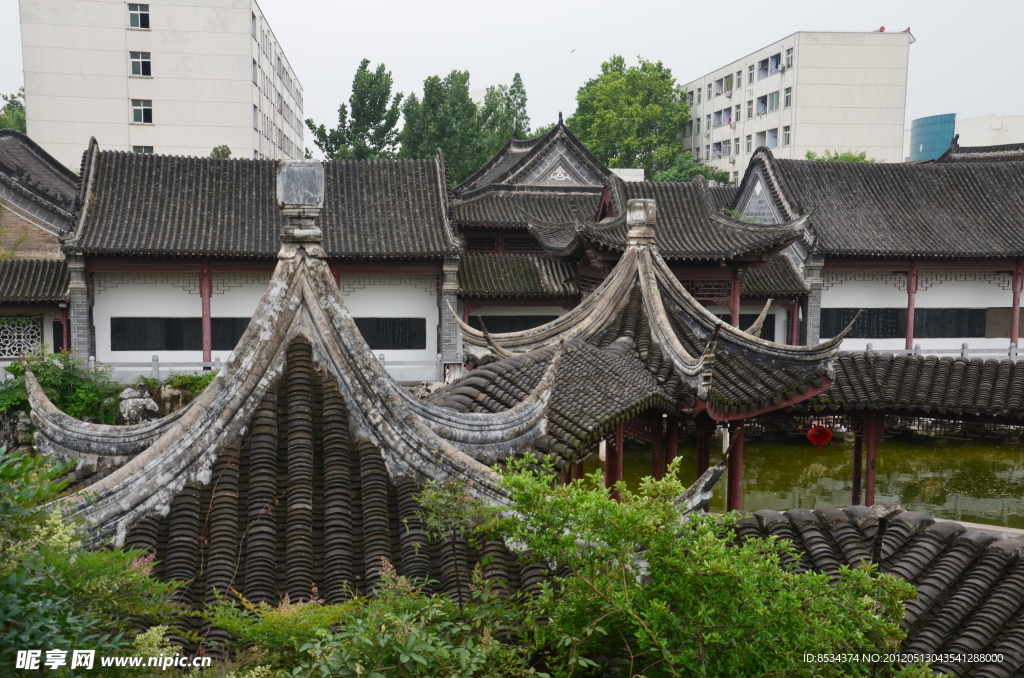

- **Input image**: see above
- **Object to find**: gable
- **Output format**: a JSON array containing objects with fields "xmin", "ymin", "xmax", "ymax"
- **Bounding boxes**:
[
  {"xmin": 738, "ymin": 172, "xmax": 782, "ymax": 225},
  {"xmin": 516, "ymin": 140, "xmax": 604, "ymax": 188}
]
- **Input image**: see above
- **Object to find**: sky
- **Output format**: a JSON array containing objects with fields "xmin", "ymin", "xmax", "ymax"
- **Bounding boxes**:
[{"xmin": 3, "ymin": 0, "xmax": 1023, "ymax": 157}]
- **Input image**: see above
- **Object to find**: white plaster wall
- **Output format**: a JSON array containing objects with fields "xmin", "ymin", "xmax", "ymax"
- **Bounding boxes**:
[
  {"xmin": 954, "ymin": 115, "xmax": 1024, "ymax": 147},
  {"xmin": 210, "ymin": 273, "xmax": 271, "ymax": 317},
  {"xmin": 700, "ymin": 304, "xmax": 789, "ymax": 343},
  {"xmin": 20, "ymin": 0, "xmax": 303, "ymax": 168},
  {"xmin": 92, "ymin": 273, "xmax": 205, "ymax": 364},
  {"xmin": 338, "ymin": 275, "xmax": 439, "ymax": 382}
]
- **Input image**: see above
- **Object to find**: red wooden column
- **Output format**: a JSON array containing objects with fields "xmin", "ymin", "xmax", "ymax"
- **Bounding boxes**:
[
  {"xmin": 200, "ymin": 259, "xmax": 213, "ymax": 365},
  {"xmin": 329, "ymin": 262, "xmax": 341, "ymax": 288},
  {"xmin": 652, "ymin": 413, "xmax": 664, "ymax": 481},
  {"xmin": 60, "ymin": 306, "xmax": 70, "ymax": 352},
  {"xmin": 852, "ymin": 430, "xmax": 863, "ymax": 505},
  {"xmin": 905, "ymin": 259, "xmax": 918, "ymax": 350},
  {"xmin": 789, "ymin": 300, "xmax": 800, "ymax": 345},
  {"xmin": 726, "ymin": 420, "xmax": 745, "ymax": 511},
  {"xmin": 665, "ymin": 415, "xmax": 679, "ymax": 474},
  {"xmin": 864, "ymin": 413, "xmax": 883, "ymax": 506},
  {"xmin": 1012, "ymin": 259, "xmax": 1023, "ymax": 347},
  {"xmin": 463, "ymin": 300, "xmax": 471, "ymax": 325},
  {"xmin": 730, "ymin": 268, "xmax": 744, "ymax": 327},
  {"xmin": 573, "ymin": 456, "xmax": 585, "ymax": 481},
  {"xmin": 606, "ymin": 423, "xmax": 625, "ymax": 501}
]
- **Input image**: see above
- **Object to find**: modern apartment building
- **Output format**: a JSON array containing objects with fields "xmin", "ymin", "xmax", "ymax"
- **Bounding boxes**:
[
  {"xmin": 18, "ymin": 0, "xmax": 303, "ymax": 169},
  {"xmin": 681, "ymin": 30, "xmax": 913, "ymax": 183}
]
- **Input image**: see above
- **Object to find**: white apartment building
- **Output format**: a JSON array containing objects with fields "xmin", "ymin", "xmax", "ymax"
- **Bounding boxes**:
[
  {"xmin": 18, "ymin": 0, "xmax": 303, "ymax": 169},
  {"xmin": 681, "ymin": 30, "xmax": 913, "ymax": 183}
]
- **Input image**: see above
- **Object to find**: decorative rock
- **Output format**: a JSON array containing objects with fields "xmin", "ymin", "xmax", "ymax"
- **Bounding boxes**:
[
  {"xmin": 160, "ymin": 385, "xmax": 193, "ymax": 415},
  {"xmin": 119, "ymin": 387, "xmax": 160, "ymax": 424}
]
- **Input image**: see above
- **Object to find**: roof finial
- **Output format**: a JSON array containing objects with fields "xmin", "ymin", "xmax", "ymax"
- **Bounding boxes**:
[
  {"xmin": 558, "ymin": 111, "xmax": 563, "ymax": 126},
  {"xmin": 626, "ymin": 198, "xmax": 657, "ymax": 247},
  {"xmin": 277, "ymin": 160, "xmax": 326, "ymax": 258}
]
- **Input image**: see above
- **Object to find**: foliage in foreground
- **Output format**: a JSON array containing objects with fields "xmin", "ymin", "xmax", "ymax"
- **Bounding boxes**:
[
  {"xmin": 0, "ymin": 87, "xmax": 26, "ymax": 133},
  {"xmin": 0, "ymin": 349, "xmax": 121, "ymax": 424},
  {"xmin": 805, "ymin": 149, "xmax": 876, "ymax": 163},
  {"xmin": 0, "ymin": 447, "xmax": 182, "ymax": 676}
]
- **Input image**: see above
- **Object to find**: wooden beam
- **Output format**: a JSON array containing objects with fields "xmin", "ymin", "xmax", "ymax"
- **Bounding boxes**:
[
  {"xmin": 200, "ymin": 259, "xmax": 212, "ymax": 365},
  {"xmin": 823, "ymin": 258, "xmax": 1017, "ymax": 272},
  {"xmin": 726, "ymin": 421, "xmax": 744, "ymax": 511},
  {"xmin": 905, "ymin": 259, "xmax": 918, "ymax": 351},
  {"xmin": 852, "ymin": 431, "xmax": 863, "ymax": 506},
  {"xmin": 1013, "ymin": 258, "xmax": 1023, "ymax": 347}
]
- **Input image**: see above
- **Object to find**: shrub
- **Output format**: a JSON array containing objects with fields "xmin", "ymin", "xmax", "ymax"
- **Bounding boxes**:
[{"xmin": 0, "ymin": 349, "xmax": 120, "ymax": 424}]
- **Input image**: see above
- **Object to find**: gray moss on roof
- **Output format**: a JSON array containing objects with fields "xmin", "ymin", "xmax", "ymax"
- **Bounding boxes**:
[
  {"xmin": 69, "ymin": 146, "xmax": 459, "ymax": 259},
  {"xmin": 458, "ymin": 253, "xmax": 578, "ymax": 298},
  {"xmin": 0, "ymin": 259, "xmax": 69, "ymax": 303}
]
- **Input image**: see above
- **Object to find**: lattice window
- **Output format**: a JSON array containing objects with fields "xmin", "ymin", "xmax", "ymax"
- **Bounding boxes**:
[
  {"xmin": 466, "ymin": 236, "xmax": 496, "ymax": 252},
  {"xmin": 354, "ymin": 318, "xmax": 426, "ymax": 350},
  {"xmin": 678, "ymin": 280, "xmax": 732, "ymax": 307},
  {"xmin": 503, "ymin": 236, "xmax": 544, "ymax": 253},
  {"xmin": 821, "ymin": 308, "xmax": 987, "ymax": 339},
  {"xmin": 469, "ymin": 315, "xmax": 557, "ymax": 333},
  {"xmin": 0, "ymin": 317, "xmax": 43, "ymax": 358}
]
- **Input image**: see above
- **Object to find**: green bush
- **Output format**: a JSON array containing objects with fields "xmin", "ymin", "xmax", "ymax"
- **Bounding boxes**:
[
  {"xmin": 0, "ymin": 447, "xmax": 182, "ymax": 676},
  {"xmin": 0, "ymin": 349, "xmax": 121, "ymax": 424}
]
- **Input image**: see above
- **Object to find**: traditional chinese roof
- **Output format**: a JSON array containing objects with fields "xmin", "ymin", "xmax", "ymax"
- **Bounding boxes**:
[
  {"xmin": 804, "ymin": 351, "xmax": 1024, "ymax": 419},
  {"xmin": 0, "ymin": 258, "xmax": 69, "ymax": 303},
  {"xmin": 454, "ymin": 118, "xmax": 611, "ymax": 200},
  {"xmin": 936, "ymin": 138, "xmax": 1024, "ymax": 164},
  {"xmin": 528, "ymin": 174, "xmax": 808, "ymax": 261},
  {"xmin": 737, "ymin": 148, "xmax": 1024, "ymax": 258},
  {"xmin": 66, "ymin": 139, "xmax": 460, "ymax": 259},
  {"xmin": 742, "ymin": 255, "xmax": 809, "ymax": 297},
  {"xmin": 458, "ymin": 253, "xmax": 578, "ymax": 298},
  {"xmin": 736, "ymin": 505, "xmax": 1024, "ymax": 671},
  {"xmin": 0, "ymin": 130, "xmax": 78, "ymax": 231},
  {"xmin": 451, "ymin": 190, "xmax": 601, "ymax": 229}
]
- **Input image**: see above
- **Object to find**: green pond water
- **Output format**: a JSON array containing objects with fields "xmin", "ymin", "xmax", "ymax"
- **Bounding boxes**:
[{"xmin": 580, "ymin": 436, "xmax": 1024, "ymax": 529}]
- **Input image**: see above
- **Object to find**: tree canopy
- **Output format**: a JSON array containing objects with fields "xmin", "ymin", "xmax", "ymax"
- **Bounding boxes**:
[
  {"xmin": 804, "ymin": 149, "xmax": 876, "ymax": 163},
  {"xmin": 306, "ymin": 60, "xmax": 403, "ymax": 160},
  {"xmin": 655, "ymin": 151, "xmax": 731, "ymax": 184},
  {"xmin": 209, "ymin": 145, "xmax": 231, "ymax": 159},
  {"xmin": 0, "ymin": 88, "xmax": 26, "ymax": 134},
  {"xmin": 568, "ymin": 56, "xmax": 689, "ymax": 177}
]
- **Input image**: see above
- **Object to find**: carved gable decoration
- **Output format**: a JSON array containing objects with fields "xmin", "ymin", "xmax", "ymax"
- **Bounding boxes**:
[
  {"xmin": 738, "ymin": 173, "xmax": 782, "ymax": 225},
  {"xmin": 518, "ymin": 141, "xmax": 603, "ymax": 188}
]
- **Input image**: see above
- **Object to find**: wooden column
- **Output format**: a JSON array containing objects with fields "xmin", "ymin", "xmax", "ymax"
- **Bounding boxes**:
[
  {"xmin": 573, "ymin": 456, "xmax": 585, "ymax": 481},
  {"xmin": 665, "ymin": 415, "xmax": 679, "ymax": 474},
  {"xmin": 1012, "ymin": 259, "xmax": 1023, "ymax": 347},
  {"xmin": 905, "ymin": 259, "xmax": 918, "ymax": 350},
  {"xmin": 730, "ymin": 268, "xmax": 743, "ymax": 327},
  {"xmin": 789, "ymin": 300, "xmax": 800, "ymax": 345},
  {"xmin": 726, "ymin": 421, "xmax": 744, "ymax": 511},
  {"xmin": 852, "ymin": 431, "xmax": 863, "ymax": 506},
  {"xmin": 200, "ymin": 259, "xmax": 213, "ymax": 365},
  {"xmin": 329, "ymin": 262, "xmax": 341, "ymax": 287},
  {"xmin": 463, "ymin": 299, "xmax": 471, "ymax": 325},
  {"xmin": 606, "ymin": 423, "xmax": 624, "ymax": 501},
  {"xmin": 864, "ymin": 413, "xmax": 882, "ymax": 506},
  {"xmin": 652, "ymin": 414, "xmax": 664, "ymax": 481},
  {"xmin": 60, "ymin": 306, "xmax": 69, "ymax": 353}
]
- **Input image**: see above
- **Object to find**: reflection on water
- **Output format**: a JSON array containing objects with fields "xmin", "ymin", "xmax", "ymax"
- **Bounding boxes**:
[{"xmin": 580, "ymin": 436, "xmax": 1024, "ymax": 529}]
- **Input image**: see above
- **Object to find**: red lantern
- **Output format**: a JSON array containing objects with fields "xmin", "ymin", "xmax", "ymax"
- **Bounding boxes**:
[{"xmin": 806, "ymin": 425, "xmax": 833, "ymax": 446}]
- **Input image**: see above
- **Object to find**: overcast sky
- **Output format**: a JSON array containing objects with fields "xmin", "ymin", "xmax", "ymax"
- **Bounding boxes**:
[{"xmin": 3, "ymin": 0, "xmax": 1022, "ymax": 158}]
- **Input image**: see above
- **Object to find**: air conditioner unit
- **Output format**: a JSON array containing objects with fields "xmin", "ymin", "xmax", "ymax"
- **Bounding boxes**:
[
  {"xmin": 726, "ymin": 90, "xmax": 733, "ymax": 98},
  {"xmin": 729, "ymin": 157, "xmax": 737, "ymax": 164},
  {"xmin": 780, "ymin": 65, "xmax": 787, "ymax": 71},
  {"xmin": 729, "ymin": 121, "xmax": 737, "ymax": 129}
]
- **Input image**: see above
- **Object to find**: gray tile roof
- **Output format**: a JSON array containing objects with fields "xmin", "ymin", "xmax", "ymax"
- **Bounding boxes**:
[
  {"xmin": 451, "ymin": 190, "xmax": 601, "ymax": 228},
  {"xmin": 742, "ymin": 148, "xmax": 1024, "ymax": 258},
  {"xmin": 743, "ymin": 255, "xmax": 808, "ymax": 296},
  {"xmin": 0, "ymin": 130, "xmax": 78, "ymax": 223},
  {"xmin": 67, "ymin": 142, "xmax": 459, "ymax": 259},
  {"xmin": 458, "ymin": 253, "xmax": 578, "ymax": 298},
  {"xmin": 936, "ymin": 140, "xmax": 1024, "ymax": 164},
  {"xmin": 0, "ymin": 258, "xmax": 68, "ymax": 303}
]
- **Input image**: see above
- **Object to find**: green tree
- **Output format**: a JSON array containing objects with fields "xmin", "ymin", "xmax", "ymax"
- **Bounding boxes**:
[
  {"xmin": 0, "ymin": 349, "xmax": 121, "ymax": 424},
  {"xmin": 210, "ymin": 145, "xmax": 232, "ymax": 159},
  {"xmin": 0, "ymin": 88, "xmax": 26, "ymax": 133},
  {"xmin": 478, "ymin": 73, "xmax": 531, "ymax": 157},
  {"xmin": 655, "ymin": 151, "xmax": 731, "ymax": 184},
  {"xmin": 306, "ymin": 60, "xmax": 403, "ymax": 160},
  {"xmin": 568, "ymin": 56, "xmax": 689, "ymax": 176},
  {"xmin": 805, "ymin": 149, "xmax": 876, "ymax": 162}
]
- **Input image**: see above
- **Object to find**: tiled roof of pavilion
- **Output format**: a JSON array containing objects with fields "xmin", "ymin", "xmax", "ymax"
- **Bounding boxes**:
[
  {"xmin": 738, "ymin": 148, "xmax": 1024, "ymax": 258},
  {"xmin": 936, "ymin": 138, "xmax": 1024, "ymax": 164},
  {"xmin": 451, "ymin": 190, "xmax": 602, "ymax": 229},
  {"xmin": 0, "ymin": 130, "xmax": 78, "ymax": 230},
  {"xmin": 801, "ymin": 351, "xmax": 1024, "ymax": 419},
  {"xmin": 735, "ymin": 505, "xmax": 1024, "ymax": 672},
  {"xmin": 529, "ymin": 174, "xmax": 808, "ymax": 261},
  {"xmin": 65, "ymin": 139, "xmax": 460, "ymax": 259},
  {"xmin": 458, "ymin": 253, "xmax": 578, "ymax": 298},
  {"xmin": 0, "ymin": 259, "xmax": 69, "ymax": 303},
  {"xmin": 742, "ymin": 255, "xmax": 808, "ymax": 297}
]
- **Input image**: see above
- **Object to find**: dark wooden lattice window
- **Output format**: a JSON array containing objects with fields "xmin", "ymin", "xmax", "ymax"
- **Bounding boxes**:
[
  {"xmin": 469, "ymin": 315, "xmax": 558, "ymax": 333},
  {"xmin": 353, "ymin": 318, "xmax": 426, "ymax": 350},
  {"xmin": 820, "ymin": 308, "xmax": 986, "ymax": 339},
  {"xmin": 466, "ymin": 236, "xmax": 496, "ymax": 252},
  {"xmin": 111, "ymin": 317, "xmax": 251, "ymax": 351},
  {"xmin": 503, "ymin": 236, "xmax": 544, "ymax": 253}
]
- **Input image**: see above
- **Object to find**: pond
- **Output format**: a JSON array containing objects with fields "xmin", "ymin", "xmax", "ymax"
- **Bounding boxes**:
[{"xmin": 579, "ymin": 435, "xmax": 1024, "ymax": 529}]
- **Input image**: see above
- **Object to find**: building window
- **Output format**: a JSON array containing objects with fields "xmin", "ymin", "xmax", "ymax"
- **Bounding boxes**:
[
  {"xmin": 251, "ymin": 11, "xmax": 257, "ymax": 37},
  {"xmin": 253, "ymin": 59, "xmax": 258, "ymax": 84},
  {"xmin": 745, "ymin": 135, "xmax": 752, "ymax": 153},
  {"xmin": 756, "ymin": 95, "xmax": 768, "ymax": 115},
  {"xmin": 128, "ymin": 3, "xmax": 149, "ymax": 28},
  {"xmin": 768, "ymin": 91, "xmax": 780, "ymax": 112},
  {"xmin": 746, "ymin": 100, "xmax": 753, "ymax": 118},
  {"xmin": 820, "ymin": 308, "xmax": 987, "ymax": 339},
  {"xmin": 131, "ymin": 99, "xmax": 152, "ymax": 123},
  {"xmin": 706, "ymin": 84, "xmax": 711, "ymax": 100},
  {"xmin": 766, "ymin": 128, "xmax": 778, "ymax": 148},
  {"xmin": 696, "ymin": 88, "xmax": 701, "ymax": 104},
  {"xmin": 705, "ymin": 114, "xmax": 710, "ymax": 130},
  {"xmin": 130, "ymin": 51, "xmax": 151, "ymax": 76},
  {"xmin": 0, "ymin": 317, "xmax": 42, "ymax": 358},
  {"xmin": 747, "ymin": 65, "xmax": 754, "ymax": 84},
  {"xmin": 688, "ymin": 91, "xmax": 694, "ymax": 107},
  {"xmin": 111, "ymin": 318, "xmax": 250, "ymax": 351},
  {"xmin": 784, "ymin": 87, "xmax": 792, "ymax": 109},
  {"xmin": 785, "ymin": 48, "xmax": 793, "ymax": 68},
  {"xmin": 353, "ymin": 318, "xmax": 427, "ymax": 351},
  {"xmin": 132, "ymin": 146, "xmax": 153, "ymax": 154},
  {"xmin": 758, "ymin": 58, "xmax": 769, "ymax": 80},
  {"xmin": 736, "ymin": 71, "xmax": 743, "ymax": 90},
  {"xmin": 705, "ymin": 145, "xmax": 710, "ymax": 160},
  {"xmin": 735, "ymin": 105, "xmax": 741, "ymax": 122},
  {"xmin": 695, "ymin": 118, "xmax": 700, "ymax": 134},
  {"xmin": 722, "ymin": 139, "xmax": 731, "ymax": 157},
  {"xmin": 732, "ymin": 171, "xmax": 739, "ymax": 184},
  {"xmin": 734, "ymin": 137, "xmax": 740, "ymax": 154},
  {"xmin": 783, "ymin": 125, "xmax": 791, "ymax": 146},
  {"xmin": 469, "ymin": 316, "xmax": 557, "ymax": 334}
]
